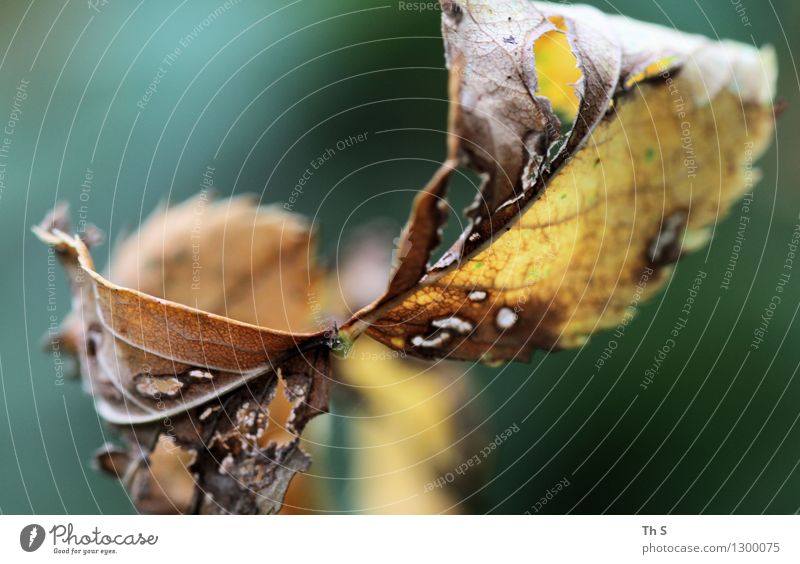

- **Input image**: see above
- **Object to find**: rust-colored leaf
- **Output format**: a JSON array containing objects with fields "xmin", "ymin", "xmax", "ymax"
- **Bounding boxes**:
[
  {"xmin": 35, "ymin": 196, "xmax": 332, "ymax": 514},
  {"xmin": 34, "ymin": 197, "xmax": 327, "ymax": 423}
]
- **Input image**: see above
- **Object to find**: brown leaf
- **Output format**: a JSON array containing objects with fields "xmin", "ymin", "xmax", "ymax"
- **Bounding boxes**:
[
  {"xmin": 92, "ymin": 442, "xmax": 131, "ymax": 480},
  {"xmin": 35, "ymin": 196, "xmax": 333, "ymax": 514},
  {"xmin": 107, "ymin": 194, "xmax": 319, "ymax": 333},
  {"xmin": 183, "ymin": 347, "xmax": 330, "ymax": 515},
  {"xmin": 34, "ymin": 199, "xmax": 327, "ymax": 424}
]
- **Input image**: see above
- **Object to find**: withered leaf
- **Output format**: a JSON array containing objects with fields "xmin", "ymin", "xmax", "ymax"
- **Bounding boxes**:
[
  {"xmin": 36, "ymin": 0, "xmax": 781, "ymax": 515},
  {"xmin": 34, "ymin": 197, "xmax": 327, "ymax": 424},
  {"xmin": 185, "ymin": 348, "xmax": 331, "ymax": 515},
  {"xmin": 356, "ymin": 0, "xmax": 778, "ymax": 362},
  {"xmin": 107, "ymin": 194, "xmax": 319, "ymax": 334},
  {"xmin": 120, "ymin": 349, "xmax": 330, "ymax": 515},
  {"xmin": 35, "ymin": 196, "xmax": 332, "ymax": 514}
]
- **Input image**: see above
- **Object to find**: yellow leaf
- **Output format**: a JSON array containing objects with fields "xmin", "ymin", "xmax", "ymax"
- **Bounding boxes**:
[{"xmin": 361, "ymin": 0, "xmax": 777, "ymax": 362}]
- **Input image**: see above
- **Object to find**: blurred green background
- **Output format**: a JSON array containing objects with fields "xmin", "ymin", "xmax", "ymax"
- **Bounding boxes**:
[{"xmin": 0, "ymin": 0, "xmax": 798, "ymax": 514}]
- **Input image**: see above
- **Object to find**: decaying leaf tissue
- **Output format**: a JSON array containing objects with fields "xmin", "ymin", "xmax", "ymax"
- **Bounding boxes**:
[{"xmin": 36, "ymin": 0, "xmax": 777, "ymax": 514}]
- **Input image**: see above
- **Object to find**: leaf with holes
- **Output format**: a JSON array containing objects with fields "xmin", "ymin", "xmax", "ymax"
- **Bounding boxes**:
[
  {"xmin": 349, "ymin": 0, "xmax": 778, "ymax": 363},
  {"xmin": 35, "ymin": 197, "xmax": 331, "ymax": 514},
  {"xmin": 36, "ymin": 0, "xmax": 780, "ymax": 515}
]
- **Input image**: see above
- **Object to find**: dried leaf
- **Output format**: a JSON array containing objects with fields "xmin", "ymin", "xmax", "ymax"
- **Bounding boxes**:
[
  {"xmin": 359, "ymin": 0, "xmax": 777, "ymax": 362},
  {"xmin": 34, "ymin": 199, "xmax": 327, "ymax": 424},
  {"xmin": 107, "ymin": 194, "xmax": 319, "ymax": 333},
  {"xmin": 36, "ymin": 1, "xmax": 780, "ymax": 515},
  {"xmin": 184, "ymin": 348, "xmax": 330, "ymax": 515},
  {"xmin": 35, "ymin": 196, "xmax": 332, "ymax": 514}
]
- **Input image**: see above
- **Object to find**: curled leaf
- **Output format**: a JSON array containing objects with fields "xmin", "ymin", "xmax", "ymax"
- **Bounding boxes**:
[
  {"xmin": 36, "ymin": 1, "xmax": 781, "ymax": 515},
  {"xmin": 34, "ymin": 197, "xmax": 327, "ymax": 423},
  {"xmin": 35, "ymin": 195, "xmax": 332, "ymax": 514},
  {"xmin": 362, "ymin": 0, "xmax": 777, "ymax": 362}
]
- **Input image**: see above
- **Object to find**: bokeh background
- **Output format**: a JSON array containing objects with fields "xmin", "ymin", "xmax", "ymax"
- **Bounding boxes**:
[{"xmin": 0, "ymin": 0, "xmax": 798, "ymax": 514}]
